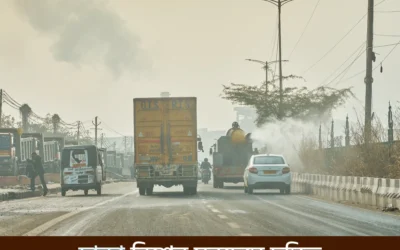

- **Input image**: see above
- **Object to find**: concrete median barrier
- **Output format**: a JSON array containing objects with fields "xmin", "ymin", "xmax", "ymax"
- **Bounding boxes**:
[
  {"xmin": 0, "ymin": 178, "xmax": 132, "ymax": 202},
  {"xmin": 0, "ymin": 173, "xmax": 61, "ymax": 187},
  {"xmin": 292, "ymin": 172, "xmax": 400, "ymax": 210}
]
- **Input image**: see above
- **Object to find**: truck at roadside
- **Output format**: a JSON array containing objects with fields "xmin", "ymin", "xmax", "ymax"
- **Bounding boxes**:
[{"xmin": 133, "ymin": 97, "xmax": 203, "ymax": 195}]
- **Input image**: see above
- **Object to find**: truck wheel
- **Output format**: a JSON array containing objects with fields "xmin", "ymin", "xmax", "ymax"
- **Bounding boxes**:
[
  {"xmin": 219, "ymin": 181, "xmax": 224, "ymax": 189},
  {"xmin": 146, "ymin": 187, "xmax": 153, "ymax": 195},
  {"xmin": 244, "ymin": 186, "xmax": 248, "ymax": 193},
  {"xmin": 61, "ymin": 189, "xmax": 66, "ymax": 197},
  {"xmin": 248, "ymin": 186, "xmax": 253, "ymax": 194},
  {"xmin": 183, "ymin": 186, "xmax": 190, "ymax": 195},
  {"xmin": 84, "ymin": 190, "xmax": 88, "ymax": 196},
  {"xmin": 213, "ymin": 177, "xmax": 218, "ymax": 188},
  {"xmin": 139, "ymin": 187, "xmax": 145, "ymax": 196},
  {"xmin": 191, "ymin": 186, "xmax": 197, "ymax": 195},
  {"xmin": 97, "ymin": 185, "xmax": 102, "ymax": 196}
]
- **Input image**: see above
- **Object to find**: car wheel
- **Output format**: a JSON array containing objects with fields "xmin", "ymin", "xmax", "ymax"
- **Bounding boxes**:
[
  {"xmin": 244, "ymin": 186, "xmax": 248, "ymax": 193},
  {"xmin": 248, "ymin": 187, "xmax": 253, "ymax": 194},
  {"xmin": 285, "ymin": 184, "xmax": 291, "ymax": 195},
  {"xmin": 279, "ymin": 188, "xmax": 284, "ymax": 194}
]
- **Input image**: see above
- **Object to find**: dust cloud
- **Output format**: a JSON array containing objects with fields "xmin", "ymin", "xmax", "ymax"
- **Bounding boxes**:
[
  {"xmin": 250, "ymin": 114, "xmax": 331, "ymax": 171},
  {"xmin": 13, "ymin": 0, "xmax": 144, "ymax": 78}
]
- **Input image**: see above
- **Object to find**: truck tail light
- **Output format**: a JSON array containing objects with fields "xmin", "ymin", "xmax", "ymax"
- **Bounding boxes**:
[
  {"xmin": 282, "ymin": 167, "xmax": 290, "ymax": 174},
  {"xmin": 249, "ymin": 167, "xmax": 258, "ymax": 174}
]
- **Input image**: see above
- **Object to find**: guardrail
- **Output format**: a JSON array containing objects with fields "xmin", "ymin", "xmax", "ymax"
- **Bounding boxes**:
[{"xmin": 292, "ymin": 172, "xmax": 400, "ymax": 210}]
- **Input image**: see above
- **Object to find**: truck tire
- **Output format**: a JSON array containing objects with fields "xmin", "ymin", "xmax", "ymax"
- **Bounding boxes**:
[
  {"xmin": 219, "ymin": 181, "xmax": 224, "ymax": 189},
  {"xmin": 146, "ymin": 187, "xmax": 153, "ymax": 195},
  {"xmin": 191, "ymin": 186, "xmax": 197, "ymax": 195},
  {"xmin": 183, "ymin": 186, "xmax": 196, "ymax": 195},
  {"xmin": 213, "ymin": 177, "xmax": 218, "ymax": 188},
  {"xmin": 139, "ymin": 187, "xmax": 145, "ymax": 196},
  {"xmin": 97, "ymin": 184, "xmax": 102, "ymax": 196},
  {"xmin": 84, "ymin": 190, "xmax": 88, "ymax": 196},
  {"xmin": 61, "ymin": 189, "xmax": 66, "ymax": 197}
]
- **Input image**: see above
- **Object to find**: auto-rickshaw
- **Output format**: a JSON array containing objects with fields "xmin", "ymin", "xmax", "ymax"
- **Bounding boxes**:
[{"xmin": 60, "ymin": 145, "xmax": 106, "ymax": 196}]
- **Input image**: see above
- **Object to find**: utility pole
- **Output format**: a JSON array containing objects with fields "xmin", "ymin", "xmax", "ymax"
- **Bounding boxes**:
[
  {"xmin": 100, "ymin": 133, "xmax": 104, "ymax": 148},
  {"xmin": 364, "ymin": 0, "xmax": 375, "ymax": 145},
  {"xmin": 113, "ymin": 142, "xmax": 116, "ymax": 151},
  {"xmin": 245, "ymin": 59, "xmax": 288, "ymax": 96},
  {"xmin": 0, "ymin": 89, "xmax": 3, "ymax": 128},
  {"xmin": 77, "ymin": 121, "xmax": 81, "ymax": 144},
  {"xmin": 264, "ymin": 0, "xmax": 294, "ymax": 119},
  {"xmin": 265, "ymin": 61, "xmax": 268, "ymax": 95},
  {"xmin": 345, "ymin": 115, "xmax": 350, "ymax": 147},
  {"xmin": 92, "ymin": 116, "xmax": 101, "ymax": 147},
  {"xmin": 124, "ymin": 136, "xmax": 127, "ymax": 154}
]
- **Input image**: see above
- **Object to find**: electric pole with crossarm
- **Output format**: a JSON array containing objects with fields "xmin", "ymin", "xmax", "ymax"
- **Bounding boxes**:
[{"xmin": 263, "ymin": 0, "xmax": 295, "ymax": 119}]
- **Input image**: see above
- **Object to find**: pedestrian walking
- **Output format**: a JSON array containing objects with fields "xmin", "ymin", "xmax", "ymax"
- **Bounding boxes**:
[{"xmin": 30, "ymin": 152, "xmax": 48, "ymax": 196}]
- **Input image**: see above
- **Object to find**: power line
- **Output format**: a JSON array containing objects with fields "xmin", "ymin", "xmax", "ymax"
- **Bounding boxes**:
[
  {"xmin": 340, "ymin": 39, "xmax": 400, "ymax": 83},
  {"xmin": 329, "ymin": 48, "xmax": 366, "ymax": 87},
  {"xmin": 269, "ymin": 14, "xmax": 279, "ymax": 62},
  {"xmin": 301, "ymin": 12, "xmax": 367, "ymax": 75},
  {"xmin": 319, "ymin": 42, "xmax": 366, "ymax": 87},
  {"xmin": 374, "ymin": 42, "xmax": 400, "ymax": 48},
  {"xmin": 288, "ymin": 0, "xmax": 322, "ymax": 60},
  {"xmin": 98, "ymin": 118, "xmax": 126, "ymax": 136},
  {"xmin": 375, "ymin": 0, "xmax": 388, "ymax": 7},
  {"xmin": 375, "ymin": 10, "xmax": 400, "ymax": 13},
  {"xmin": 374, "ymin": 33, "xmax": 400, "ymax": 37}
]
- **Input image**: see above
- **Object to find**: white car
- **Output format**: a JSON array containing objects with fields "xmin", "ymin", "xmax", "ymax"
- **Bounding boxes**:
[{"xmin": 243, "ymin": 154, "xmax": 291, "ymax": 194}]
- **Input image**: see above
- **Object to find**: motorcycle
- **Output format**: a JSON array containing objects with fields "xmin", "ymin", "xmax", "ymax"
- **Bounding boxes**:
[{"xmin": 201, "ymin": 168, "xmax": 211, "ymax": 184}]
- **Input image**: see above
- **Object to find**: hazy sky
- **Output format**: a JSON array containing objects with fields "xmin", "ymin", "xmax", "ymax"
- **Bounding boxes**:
[{"xmin": 1, "ymin": 0, "xmax": 399, "ymax": 137}]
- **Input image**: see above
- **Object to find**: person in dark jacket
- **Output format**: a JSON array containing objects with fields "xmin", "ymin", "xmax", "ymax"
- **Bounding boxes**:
[
  {"xmin": 200, "ymin": 158, "xmax": 212, "ymax": 179},
  {"xmin": 31, "ymin": 152, "xmax": 48, "ymax": 196}
]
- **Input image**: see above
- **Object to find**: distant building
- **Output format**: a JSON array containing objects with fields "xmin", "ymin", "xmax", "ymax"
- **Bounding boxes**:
[{"xmin": 234, "ymin": 106, "xmax": 257, "ymax": 133}]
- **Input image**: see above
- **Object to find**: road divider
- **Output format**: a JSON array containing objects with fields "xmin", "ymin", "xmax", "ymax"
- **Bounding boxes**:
[
  {"xmin": 292, "ymin": 172, "xmax": 400, "ymax": 211},
  {"xmin": 0, "ymin": 179, "xmax": 132, "ymax": 202}
]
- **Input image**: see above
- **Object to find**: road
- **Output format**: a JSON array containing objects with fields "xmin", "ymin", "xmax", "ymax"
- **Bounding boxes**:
[{"xmin": 0, "ymin": 181, "xmax": 399, "ymax": 236}]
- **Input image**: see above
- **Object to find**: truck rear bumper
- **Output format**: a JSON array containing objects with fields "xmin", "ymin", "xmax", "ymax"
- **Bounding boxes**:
[
  {"xmin": 215, "ymin": 176, "xmax": 244, "ymax": 183},
  {"xmin": 137, "ymin": 178, "xmax": 197, "ymax": 188}
]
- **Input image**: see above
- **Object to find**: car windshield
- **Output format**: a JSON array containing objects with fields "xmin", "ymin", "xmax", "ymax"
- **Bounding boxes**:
[{"xmin": 253, "ymin": 156, "xmax": 285, "ymax": 164}]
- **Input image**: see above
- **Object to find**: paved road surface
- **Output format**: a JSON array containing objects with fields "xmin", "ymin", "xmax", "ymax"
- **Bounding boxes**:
[{"xmin": 0, "ymin": 181, "xmax": 399, "ymax": 236}]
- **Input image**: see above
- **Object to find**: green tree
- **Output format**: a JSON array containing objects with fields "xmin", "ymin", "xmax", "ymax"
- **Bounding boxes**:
[
  {"xmin": 221, "ymin": 76, "xmax": 354, "ymax": 126},
  {"xmin": 1, "ymin": 113, "xmax": 17, "ymax": 128}
]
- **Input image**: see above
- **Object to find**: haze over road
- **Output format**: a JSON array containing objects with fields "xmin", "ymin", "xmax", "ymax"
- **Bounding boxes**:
[{"xmin": 0, "ymin": 181, "xmax": 399, "ymax": 236}]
